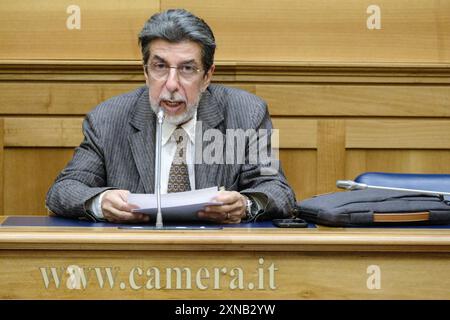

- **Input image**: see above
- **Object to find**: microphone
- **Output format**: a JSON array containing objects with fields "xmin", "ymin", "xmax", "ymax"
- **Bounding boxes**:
[
  {"xmin": 155, "ymin": 107, "xmax": 165, "ymax": 228},
  {"xmin": 336, "ymin": 180, "xmax": 450, "ymax": 196},
  {"xmin": 336, "ymin": 180, "xmax": 367, "ymax": 190}
]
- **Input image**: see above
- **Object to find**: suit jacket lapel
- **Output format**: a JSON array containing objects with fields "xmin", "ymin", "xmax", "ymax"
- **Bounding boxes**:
[
  {"xmin": 128, "ymin": 87, "xmax": 225, "ymax": 193},
  {"xmin": 195, "ymin": 89, "xmax": 225, "ymax": 189},
  {"xmin": 128, "ymin": 87, "xmax": 155, "ymax": 194}
]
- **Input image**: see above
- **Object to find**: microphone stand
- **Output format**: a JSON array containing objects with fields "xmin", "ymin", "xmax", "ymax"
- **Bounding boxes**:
[
  {"xmin": 336, "ymin": 180, "xmax": 450, "ymax": 197},
  {"xmin": 155, "ymin": 108, "xmax": 165, "ymax": 229}
]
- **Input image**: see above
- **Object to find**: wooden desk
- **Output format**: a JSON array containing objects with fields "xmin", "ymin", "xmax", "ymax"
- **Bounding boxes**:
[{"xmin": 1, "ymin": 216, "xmax": 450, "ymax": 299}]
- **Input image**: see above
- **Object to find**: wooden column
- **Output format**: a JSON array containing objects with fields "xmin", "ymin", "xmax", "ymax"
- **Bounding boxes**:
[
  {"xmin": 0, "ymin": 118, "xmax": 4, "ymax": 215},
  {"xmin": 317, "ymin": 119, "xmax": 346, "ymax": 194}
]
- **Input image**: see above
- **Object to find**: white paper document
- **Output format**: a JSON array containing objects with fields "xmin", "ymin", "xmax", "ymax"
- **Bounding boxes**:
[{"xmin": 127, "ymin": 187, "xmax": 221, "ymax": 221}]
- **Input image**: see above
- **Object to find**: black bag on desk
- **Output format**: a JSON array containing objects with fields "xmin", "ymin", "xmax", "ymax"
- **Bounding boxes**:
[{"xmin": 295, "ymin": 189, "xmax": 450, "ymax": 227}]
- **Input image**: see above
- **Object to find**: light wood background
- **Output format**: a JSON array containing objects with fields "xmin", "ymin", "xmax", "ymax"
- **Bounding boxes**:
[
  {"xmin": 0, "ymin": 1, "xmax": 450, "ymax": 215},
  {"xmin": 1, "ymin": 0, "xmax": 449, "ymax": 62}
]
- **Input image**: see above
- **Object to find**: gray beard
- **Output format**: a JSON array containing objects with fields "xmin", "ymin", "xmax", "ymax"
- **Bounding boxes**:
[{"xmin": 149, "ymin": 93, "xmax": 201, "ymax": 126}]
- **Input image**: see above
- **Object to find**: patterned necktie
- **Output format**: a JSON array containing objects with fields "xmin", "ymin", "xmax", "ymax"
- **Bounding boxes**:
[{"xmin": 167, "ymin": 126, "xmax": 191, "ymax": 193}]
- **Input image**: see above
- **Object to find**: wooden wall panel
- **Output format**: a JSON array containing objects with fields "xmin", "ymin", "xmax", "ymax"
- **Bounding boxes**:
[
  {"xmin": 3, "ymin": 148, "xmax": 74, "ymax": 215},
  {"xmin": 4, "ymin": 118, "xmax": 83, "ymax": 147},
  {"xmin": 279, "ymin": 150, "xmax": 317, "ymax": 201},
  {"xmin": 345, "ymin": 150, "xmax": 450, "ymax": 181},
  {"xmin": 0, "ymin": 82, "xmax": 141, "ymax": 115},
  {"xmin": 1, "ymin": 1, "xmax": 449, "ymax": 63},
  {"xmin": 0, "ymin": 0, "xmax": 159, "ymax": 60},
  {"xmin": 272, "ymin": 118, "xmax": 317, "ymax": 149},
  {"xmin": 0, "ymin": 119, "xmax": 3, "ymax": 215},
  {"xmin": 0, "ymin": 81, "xmax": 450, "ymax": 118},
  {"xmin": 259, "ymin": 85, "xmax": 450, "ymax": 117},
  {"xmin": 317, "ymin": 120, "xmax": 346, "ymax": 194},
  {"xmin": 4, "ymin": 81, "xmax": 450, "ymax": 117},
  {"xmin": 347, "ymin": 120, "xmax": 450, "ymax": 149},
  {"xmin": 162, "ymin": 0, "xmax": 450, "ymax": 63}
]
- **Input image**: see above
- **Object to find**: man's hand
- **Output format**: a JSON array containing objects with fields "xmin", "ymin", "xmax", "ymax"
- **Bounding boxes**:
[
  {"xmin": 198, "ymin": 191, "xmax": 247, "ymax": 224},
  {"xmin": 101, "ymin": 190, "xmax": 149, "ymax": 223}
]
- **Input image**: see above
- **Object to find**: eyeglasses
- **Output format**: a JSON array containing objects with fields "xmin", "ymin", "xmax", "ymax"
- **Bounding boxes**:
[{"xmin": 145, "ymin": 62, "xmax": 202, "ymax": 81}]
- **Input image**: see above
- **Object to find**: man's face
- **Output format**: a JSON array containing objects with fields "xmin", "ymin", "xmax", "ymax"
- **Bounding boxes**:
[{"xmin": 144, "ymin": 39, "xmax": 215, "ymax": 125}]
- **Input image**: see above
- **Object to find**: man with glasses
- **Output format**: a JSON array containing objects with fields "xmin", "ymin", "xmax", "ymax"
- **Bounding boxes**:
[{"xmin": 46, "ymin": 9, "xmax": 296, "ymax": 224}]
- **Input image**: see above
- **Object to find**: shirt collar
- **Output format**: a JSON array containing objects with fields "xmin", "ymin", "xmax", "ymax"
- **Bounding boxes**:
[{"xmin": 161, "ymin": 111, "xmax": 197, "ymax": 146}]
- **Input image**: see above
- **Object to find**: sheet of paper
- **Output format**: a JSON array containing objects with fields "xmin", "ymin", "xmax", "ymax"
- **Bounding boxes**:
[{"xmin": 127, "ymin": 187, "xmax": 222, "ymax": 221}]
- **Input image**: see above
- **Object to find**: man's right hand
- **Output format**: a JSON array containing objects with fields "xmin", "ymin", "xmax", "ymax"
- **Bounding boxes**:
[{"xmin": 101, "ymin": 190, "xmax": 149, "ymax": 223}]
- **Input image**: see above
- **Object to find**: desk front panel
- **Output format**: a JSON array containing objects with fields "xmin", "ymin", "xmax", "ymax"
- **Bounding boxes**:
[{"xmin": 1, "ymin": 225, "xmax": 450, "ymax": 299}]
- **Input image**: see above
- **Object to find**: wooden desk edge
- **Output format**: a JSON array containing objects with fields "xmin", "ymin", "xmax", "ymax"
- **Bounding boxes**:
[{"xmin": 1, "ymin": 226, "xmax": 450, "ymax": 252}]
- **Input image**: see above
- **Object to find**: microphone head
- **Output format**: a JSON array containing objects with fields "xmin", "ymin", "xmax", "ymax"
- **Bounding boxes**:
[
  {"xmin": 157, "ymin": 107, "xmax": 165, "ymax": 122},
  {"xmin": 336, "ymin": 180, "xmax": 366, "ymax": 190},
  {"xmin": 336, "ymin": 180, "xmax": 354, "ymax": 189}
]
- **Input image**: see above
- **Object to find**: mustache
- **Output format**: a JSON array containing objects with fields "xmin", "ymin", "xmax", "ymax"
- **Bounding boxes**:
[{"xmin": 158, "ymin": 92, "xmax": 186, "ymax": 104}]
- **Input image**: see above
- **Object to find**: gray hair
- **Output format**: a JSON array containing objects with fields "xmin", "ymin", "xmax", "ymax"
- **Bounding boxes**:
[{"xmin": 138, "ymin": 9, "xmax": 216, "ymax": 73}]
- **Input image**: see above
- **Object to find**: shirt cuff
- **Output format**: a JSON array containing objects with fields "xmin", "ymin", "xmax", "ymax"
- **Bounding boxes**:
[
  {"xmin": 242, "ymin": 193, "xmax": 268, "ymax": 222},
  {"xmin": 250, "ymin": 194, "xmax": 265, "ymax": 212},
  {"xmin": 86, "ymin": 191, "xmax": 107, "ymax": 220}
]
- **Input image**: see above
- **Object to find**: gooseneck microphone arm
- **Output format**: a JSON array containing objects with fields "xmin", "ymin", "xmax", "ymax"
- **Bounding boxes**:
[
  {"xmin": 155, "ymin": 108, "xmax": 165, "ymax": 229},
  {"xmin": 336, "ymin": 180, "xmax": 450, "ymax": 197}
]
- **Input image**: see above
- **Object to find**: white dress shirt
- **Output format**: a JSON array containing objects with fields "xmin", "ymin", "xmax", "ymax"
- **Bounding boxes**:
[{"xmin": 87, "ymin": 113, "xmax": 197, "ymax": 219}]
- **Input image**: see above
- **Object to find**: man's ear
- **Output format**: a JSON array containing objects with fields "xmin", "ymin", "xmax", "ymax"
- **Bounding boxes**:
[{"xmin": 201, "ymin": 64, "xmax": 215, "ymax": 91}]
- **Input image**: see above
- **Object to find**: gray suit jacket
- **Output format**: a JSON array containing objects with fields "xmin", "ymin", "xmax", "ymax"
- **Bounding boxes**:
[{"xmin": 46, "ymin": 84, "xmax": 296, "ymax": 221}]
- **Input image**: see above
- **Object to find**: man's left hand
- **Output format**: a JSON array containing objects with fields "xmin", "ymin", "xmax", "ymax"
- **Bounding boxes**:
[{"xmin": 198, "ymin": 191, "xmax": 247, "ymax": 224}]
